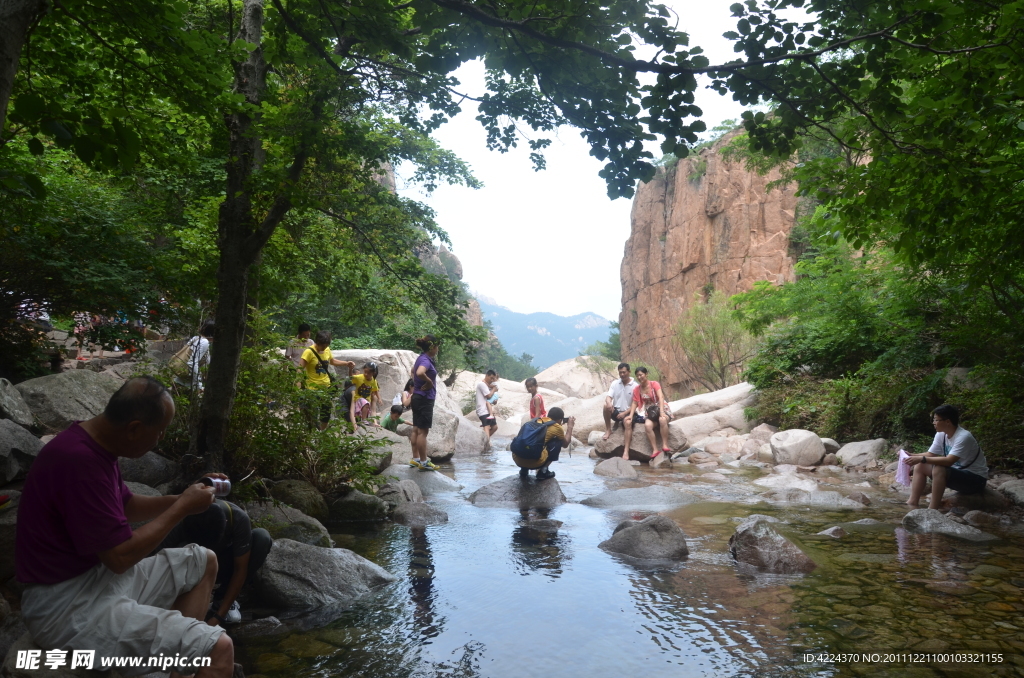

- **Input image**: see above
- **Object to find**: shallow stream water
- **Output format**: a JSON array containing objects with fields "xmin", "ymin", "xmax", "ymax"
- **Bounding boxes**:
[{"xmin": 237, "ymin": 443, "xmax": 1024, "ymax": 678}]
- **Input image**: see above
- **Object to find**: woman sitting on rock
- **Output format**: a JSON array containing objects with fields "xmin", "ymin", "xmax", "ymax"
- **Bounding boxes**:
[{"xmin": 623, "ymin": 366, "xmax": 672, "ymax": 461}]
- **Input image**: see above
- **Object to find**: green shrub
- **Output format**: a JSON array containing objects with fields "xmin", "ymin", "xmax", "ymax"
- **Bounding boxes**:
[{"xmin": 150, "ymin": 313, "xmax": 388, "ymax": 494}]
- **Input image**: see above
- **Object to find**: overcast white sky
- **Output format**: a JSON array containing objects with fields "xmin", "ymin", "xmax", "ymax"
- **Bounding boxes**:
[{"xmin": 397, "ymin": 1, "xmax": 752, "ymax": 322}]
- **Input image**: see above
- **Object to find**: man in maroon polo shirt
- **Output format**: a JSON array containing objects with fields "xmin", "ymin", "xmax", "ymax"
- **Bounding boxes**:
[{"xmin": 15, "ymin": 377, "xmax": 234, "ymax": 678}]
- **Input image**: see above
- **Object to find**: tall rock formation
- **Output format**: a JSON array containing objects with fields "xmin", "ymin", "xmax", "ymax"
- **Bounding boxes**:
[{"xmin": 619, "ymin": 131, "xmax": 798, "ymax": 396}]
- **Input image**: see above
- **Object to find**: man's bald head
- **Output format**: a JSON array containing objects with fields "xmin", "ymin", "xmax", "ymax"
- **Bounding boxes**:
[{"xmin": 104, "ymin": 377, "xmax": 173, "ymax": 428}]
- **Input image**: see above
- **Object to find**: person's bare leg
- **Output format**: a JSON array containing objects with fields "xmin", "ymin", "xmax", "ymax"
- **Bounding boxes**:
[
  {"xmin": 907, "ymin": 463, "xmax": 933, "ymax": 507},
  {"xmin": 928, "ymin": 465, "xmax": 947, "ymax": 510},
  {"xmin": 602, "ymin": 404, "xmax": 614, "ymax": 439},
  {"xmin": 172, "ymin": 549, "xmax": 217, "ymax": 621},
  {"xmin": 621, "ymin": 419, "xmax": 633, "ymax": 460},
  {"xmin": 656, "ymin": 415, "xmax": 669, "ymax": 451},
  {"xmin": 195, "ymin": 634, "xmax": 234, "ymax": 678},
  {"xmin": 644, "ymin": 419, "xmax": 658, "ymax": 456}
]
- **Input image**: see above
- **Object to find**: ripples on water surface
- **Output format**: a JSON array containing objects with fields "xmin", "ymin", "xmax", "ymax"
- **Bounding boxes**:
[{"xmin": 237, "ymin": 448, "xmax": 1024, "ymax": 678}]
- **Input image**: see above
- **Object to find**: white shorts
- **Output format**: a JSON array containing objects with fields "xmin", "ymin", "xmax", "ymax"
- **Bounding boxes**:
[{"xmin": 21, "ymin": 544, "xmax": 224, "ymax": 676}]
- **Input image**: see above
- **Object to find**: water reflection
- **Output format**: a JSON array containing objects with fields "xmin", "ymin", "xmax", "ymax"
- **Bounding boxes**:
[
  {"xmin": 409, "ymin": 526, "xmax": 440, "ymax": 640},
  {"xmin": 509, "ymin": 508, "xmax": 570, "ymax": 578}
]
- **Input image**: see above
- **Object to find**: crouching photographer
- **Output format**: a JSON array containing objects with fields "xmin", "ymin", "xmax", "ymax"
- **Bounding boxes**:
[{"xmin": 510, "ymin": 407, "xmax": 575, "ymax": 481}]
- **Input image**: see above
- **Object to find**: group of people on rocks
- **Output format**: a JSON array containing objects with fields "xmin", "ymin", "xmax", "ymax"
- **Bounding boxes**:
[{"xmin": 283, "ymin": 324, "xmax": 384, "ymax": 431}]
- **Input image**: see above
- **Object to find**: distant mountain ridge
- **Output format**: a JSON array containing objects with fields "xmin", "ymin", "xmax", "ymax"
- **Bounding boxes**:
[{"xmin": 477, "ymin": 299, "xmax": 611, "ymax": 369}]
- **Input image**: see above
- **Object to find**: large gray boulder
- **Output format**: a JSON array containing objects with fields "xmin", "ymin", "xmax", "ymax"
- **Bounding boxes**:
[
  {"xmin": 0, "ymin": 491, "xmax": 20, "ymax": 582},
  {"xmin": 748, "ymin": 423, "xmax": 778, "ymax": 444},
  {"xmin": 468, "ymin": 474, "xmax": 567, "ymax": 509},
  {"xmin": 998, "ymin": 479, "xmax": 1024, "ymax": 507},
  {"xmin": 118, "ymin": 451, "xmax": 179, "ymax": 488},
  {"xmin": 581, "ymin": 485, "xmax": 700, "ymax": 509},
  {"xmin": 376, "ymin": 479, "xmax": 423, "ymax": 509},
  {"xmin": 392, "ymin": 502, "xmax": 448, "ymax": 527},
  {"xmin": 836, "ymin": 439, "xmax": 886, "ymax": 467},
  {"xmin": 15, "ymin": 371, "xmax": 122, "ymax": 434},
  {"xmin": 241, "ymin": 501, "xmax": 332, "ymax": 547},
  {"xmin": 593, "ymin": 457, "xmax": 638, "ymax": 479},
  {"xmin": 534, "ymin": 356, "xmax": 619, "ymax": 399},
  {"xmin": 363, "ymin": 428, "xmax": 408, "ymax": 471},
  {"xmin": 453, "ymin": 415, "xmax": 489, "ymax": 457},
  {"xmin": 425, "ymin": 407, "xmax": 460, "ymax": 462},
  {"xmin": 0, "ymin": 420, "xmax": 43, "ymax": 482},
  {"xmin": 598, "ymin": 515, "xmax": 689, "ymax": 560},
  {"xmin": 270, "ymin": 479, "xmax": 329, "ymax": 522},
  {"xmin": 325, "ymin": 488, "xmax": 389, "ymax": 522},
  {"xmin": 381, "ymin": 464, "xmax": 463, "ymax": 496},
  {"xmin": 593, "ymin": 426, "xmax": 683, "ymax": 463},
  {"xmin": 0, "ymin": 378, "xmax": 35, "ymax": 428},
  {"xmin": 769, "ymin": 429, "xmax": 825, "ymax": 466},
  {"xmin": 729, "ymin": 517, "xmax": 817, "ymax": 574},
  {"xmin": 902, "ymin": 508, "xmax": 998, "ymax": 542},
  {"xmin": 252, "ymin": 539, "xmax": 396, "ymax": 611}
]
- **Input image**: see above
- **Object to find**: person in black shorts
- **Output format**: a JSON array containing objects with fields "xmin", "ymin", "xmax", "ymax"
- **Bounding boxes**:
[
  {"xmin": 409, "ymin": 335, "xmax": 440, "ymax": 471},
  {"xmin": 158, "ymin": 500, "xmax": 272, "ymax": 625},
  {"xmin": 905, "ymin": 404, "xmax": 990, "ymax": 509}
]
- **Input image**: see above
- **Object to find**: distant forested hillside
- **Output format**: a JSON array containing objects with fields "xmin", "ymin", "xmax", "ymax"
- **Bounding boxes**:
[{"xmin": 478, "ymin": 300, "xmax": 611, "ymax": 369}]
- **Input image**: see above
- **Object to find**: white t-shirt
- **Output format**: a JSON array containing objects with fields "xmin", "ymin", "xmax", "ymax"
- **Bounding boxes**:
[
  {"xmin": 928, "ymin": 427, "xmax": 988, "ymax": 478},
  {"xmin": 186, "ymin": 336, "xmax": 210, "ymax": 387},
  {"xmin": 475, "ymin": 381, "xmax": 494, "ymax": 418},
  {"xmin": 607, "ymin": 378, "xmax": 637, "ymax": 411},
  {"xmin": 285, "ymin": 337, "xmax": 314, "ymax": 367}
]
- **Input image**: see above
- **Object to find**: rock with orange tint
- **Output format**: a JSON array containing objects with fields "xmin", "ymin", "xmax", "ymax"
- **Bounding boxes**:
[{"xmin": 619, "ymin": 130, "xmax": 798, "ymax": 395}]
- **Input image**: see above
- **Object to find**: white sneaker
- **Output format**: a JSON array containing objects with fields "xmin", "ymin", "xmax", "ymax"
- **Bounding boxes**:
[{"xmin": 225, "ymin": 601, "xmax": 241, "ymax": 624}]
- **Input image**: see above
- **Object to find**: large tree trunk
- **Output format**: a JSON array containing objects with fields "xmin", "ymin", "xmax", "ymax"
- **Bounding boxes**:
[
  {"xmin": 194, "ymin": 0, "xmax": 267, "ymax": 473},
  {"xmin": 0, "ymin": 0, "xmax": 47, "ymax": 137}
]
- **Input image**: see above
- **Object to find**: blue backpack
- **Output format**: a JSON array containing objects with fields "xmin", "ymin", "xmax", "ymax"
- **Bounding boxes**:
[{"xmin": 510, "ymin": 417, "xmax": 558, "ymax": 459}]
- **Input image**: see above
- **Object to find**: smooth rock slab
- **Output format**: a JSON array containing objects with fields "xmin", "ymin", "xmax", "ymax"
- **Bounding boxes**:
[
  {"xmin": 753, "ymin": 472, "xmax": 819, "ymax": 493},
  {"xmin": 0, "ymin": 378, "xmax": 35, "ymax": 428},
  {"xmin": 902, "ymin": 508, "xmax": 998, "ymax": 542},
  {"xmin": 0, "ymin": 419, "xmax": 42, "ymax": 482},
  {"xmin": 381, "ymin": 464, "xmax": 463, "ymax": 496},
  {"xmin": 252, "ymin": 539, "xmax": 396, "ymax": 611},
  {"xmin": 729, "ymin": 518, "xmax": 817, "ymax": 574},
  {"xmin": 593, "ymin": 457, "xmax": 638, "ymax": 479},
  {"xmin": 765, "ymin": 489, "xmax": 866, "ymax": 509},
  {"xmin": 376, "ymin": 479, "xmax": 423, "ymax": 508},
  {"xmin": 15, "ymin": 370, "xmax": 122, "ymax": 434},
  {"xmin": 469, "ymin": 474, "xmax": 567, "ymax": 509},
  {"xmin": 599, "ymin": 515, "xmax": 689, "ymax": 561},
  {"xmin": 581, "ymin": 485, "xmax": 700, "ymax": 509},
  {"xmin": 392, "ymin": 502, "xmax": 448, "ymax": 528}
]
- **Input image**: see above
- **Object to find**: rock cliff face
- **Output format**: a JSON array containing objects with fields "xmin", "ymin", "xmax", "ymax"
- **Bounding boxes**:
[{"xmin": 619, "ymin": 131, "xmax": 798, "ymax": 396}]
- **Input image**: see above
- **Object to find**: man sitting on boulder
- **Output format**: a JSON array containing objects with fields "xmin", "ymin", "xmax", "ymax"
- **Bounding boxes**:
[
  {"xmin": 905, "ymin": 404, "xmax": 989, "ymax": 509},
  {"xmin": 15, "ymin": 376, "xmax": 234, "ymax": 677},
  {"xmin": 513, "ymin": 407, "xmax": 575, "ymax": 481},
  {"xmin": 601, "ymin": 362, "xmax": 636, "ymax": 442}
]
